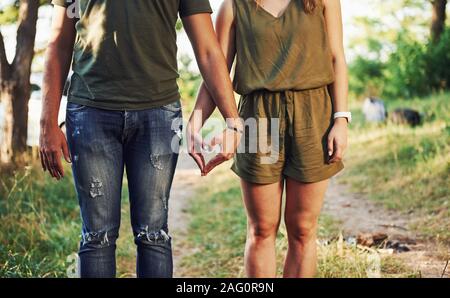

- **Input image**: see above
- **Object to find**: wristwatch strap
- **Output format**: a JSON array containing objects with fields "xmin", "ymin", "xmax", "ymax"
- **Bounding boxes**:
[{"xmin": 333, "ymin": 112, "xmax": 352, "ymax": 123}]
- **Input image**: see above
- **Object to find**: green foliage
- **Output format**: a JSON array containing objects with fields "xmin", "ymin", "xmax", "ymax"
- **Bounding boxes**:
[
  {"xmin": 382, "ymin": 34, "xmax": 429, "ymax": 98},
  {"xmin": 177, "ymin": 54, "xmax": 202, "ymax": 104},
  {"xmin": 349, "ymin": 28, "xmax": 450, "ymax": 99},
  {"xmin": 425, "ymin": 29, "xmax": 450, "ymax": 92},
  {"xmin": 175, "ymin": 19, "xmax": 183, "ymax": 31},
  {"xmin": 0, "ymin": 4, "xmax": 19, "ymax": 24},
  {"xmin": 349, "ymin": 56, "xmax": 385, "ymax": 97},
  {"xmin": 347, "ymin": 0, "xmax": 449, "ymax": 99},
  {"xmin": 0, "ymin": 0, "xmax": 50, "ymax": 25}
]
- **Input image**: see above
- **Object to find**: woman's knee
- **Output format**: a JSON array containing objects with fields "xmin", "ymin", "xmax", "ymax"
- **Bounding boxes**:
[
  {"xmin": 248, "ymin": 220, "xmax": 279, "ymax": 241},
  {"xmin": 285, "ymin": 217, "xmax": 318, "ymax": 244}
]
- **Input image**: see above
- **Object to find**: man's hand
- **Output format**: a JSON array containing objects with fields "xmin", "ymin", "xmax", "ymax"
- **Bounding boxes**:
[
  {"xmin": 186, "ymin": 120, "xmax": 206, "ymax": 175},
  {"xmin": 40, "ymin": 124, "xmax": 71, "ymax": 180},
  {"xmin": 327, "ymin": 118, "xmax": 348, "ymax": 164},
  {"xmin": 203, "ymin": 126, "xmax": 242, "ymax": 175},
  {"xmin": 39, "ymin": 6, "xmax": 76, "ymax": 180}
]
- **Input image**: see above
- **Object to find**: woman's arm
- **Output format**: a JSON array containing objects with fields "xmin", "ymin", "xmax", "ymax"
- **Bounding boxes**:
[
  {"xmin": 187, "ymin": 0, "xmax": 238, "ymax": 173},
  {"xmin": 323, "ymin": 0, "xmax": 348, "ymax": 163}
]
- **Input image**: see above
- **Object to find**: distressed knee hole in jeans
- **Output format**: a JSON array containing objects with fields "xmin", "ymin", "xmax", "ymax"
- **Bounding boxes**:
[
  {"xmin": 136, "ymin": 226, "xmax": 170, "ymax": 245},
  {"xmin": 82, "ymin": 231, "xmax": 110, "ymax": 247}
]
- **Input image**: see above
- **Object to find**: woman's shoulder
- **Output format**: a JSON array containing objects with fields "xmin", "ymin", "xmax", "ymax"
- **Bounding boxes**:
[
  {"xmin": 321, "ymin": 0, "xmax": 339, "ymax": 10},
  {"xmin": 222, "ymin": 0, "xmax": 254, "ymax": 13}
]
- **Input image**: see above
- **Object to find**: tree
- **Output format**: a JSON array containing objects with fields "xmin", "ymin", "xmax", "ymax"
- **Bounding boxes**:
[
  {"xmin": 347, "ymin": 0, "xmax": 450, "ymax": 97},
  {"xmin": 431, "ymin": 0, "xmax": 447, "ymax": 42},
  {"xmin": 0, "ymin": 0, "xmax": 45, "ymax": 165}
]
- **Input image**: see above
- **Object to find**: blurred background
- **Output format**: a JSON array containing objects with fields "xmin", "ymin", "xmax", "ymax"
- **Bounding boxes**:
[{"xmin": 0, "ymin": 0, "xmax": 449, "ymax": 277}]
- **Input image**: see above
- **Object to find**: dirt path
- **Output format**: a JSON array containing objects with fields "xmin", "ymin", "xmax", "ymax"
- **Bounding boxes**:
[
  {"xmin": 169, "ymin": 152, "xmax": 202, "ymax": 277},
  {"xmin": 323, "ymin": 178, "xmax": 449, "ymax": 278}
]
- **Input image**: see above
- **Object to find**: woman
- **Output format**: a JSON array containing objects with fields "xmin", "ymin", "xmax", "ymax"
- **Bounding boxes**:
[{"xmin": 188, "ymin": 0, "xmax": 349, "ymax": 277}]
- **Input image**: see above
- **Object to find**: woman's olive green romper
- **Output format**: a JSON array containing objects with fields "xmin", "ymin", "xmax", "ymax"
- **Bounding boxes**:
[{"xmin": 231, "ymin": 0, "xmax": 344, "ymax": 184}]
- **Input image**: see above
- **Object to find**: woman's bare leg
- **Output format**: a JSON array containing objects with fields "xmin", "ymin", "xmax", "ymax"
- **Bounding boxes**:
[
  {"xmin": 241, "ymin": 179, "xmax": 283, "ymax": 277},
  {"xmin": 283, "ymin": 178, "xmax": 329, "ymax": 277}
]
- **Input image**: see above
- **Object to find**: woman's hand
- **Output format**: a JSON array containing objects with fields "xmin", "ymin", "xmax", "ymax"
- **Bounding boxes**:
[
  {"xmin": 203, "ymin": 127, "xmax": 242, "ymax": 175},
  {"xmin": 327, "ymin": 118, "xmax": 348, "ymax": 164}
]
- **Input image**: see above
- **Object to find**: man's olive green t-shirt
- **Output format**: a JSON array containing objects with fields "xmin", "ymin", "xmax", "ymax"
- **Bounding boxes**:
[{"xmin": 52, "ymin": 0, "xmax": 212, "ymax": 110}]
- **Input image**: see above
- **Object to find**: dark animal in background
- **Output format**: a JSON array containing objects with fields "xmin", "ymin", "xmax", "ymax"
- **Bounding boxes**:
[
  {"xmin": 390, "ymin": 108, "xmax": 422, "ymax": 127},
  {"xmin": 362, "ymin": 97, "xmax": 387, "ymax": 123}
]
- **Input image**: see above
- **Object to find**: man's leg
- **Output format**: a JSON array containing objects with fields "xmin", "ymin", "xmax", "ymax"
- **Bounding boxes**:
[
  {"xmin": 66, "ymin": 104, "xmax": 124, "ymax": 278},
  {"xmin": 124, "ymin": 101, "xmax": 182, "ymax": 278}
]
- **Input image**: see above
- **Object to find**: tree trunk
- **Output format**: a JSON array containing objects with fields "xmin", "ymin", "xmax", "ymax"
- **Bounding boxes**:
[
  {"xmin": 0, "ymin": 81, "xmax": 30, "ymax": 165},
  {"xmin": 431, "ymin": 0, "xmax": 447, "ymax": 42},
  {"xmin": 0, "ymin": 0, "xmax": 38, "ymax": 166},
  {"xmin": 0, "ymin": 85, "xmax": 14, "ymax": 164}
]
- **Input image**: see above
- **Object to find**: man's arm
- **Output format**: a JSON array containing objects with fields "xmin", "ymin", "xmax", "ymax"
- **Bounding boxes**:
[
  {"xmin": 183, "ymin": 1, "xmax": 240, "ymax": 174},
  {"xmin": 39, "ymin": 6, "xmax": 76, "ymax": 180},
  {"xmin": 182, "ymin": 11, "xmax": 239, "ymax": 122},
  {"xmin": 188, "ymin": 0, "xmax": 237, "ymax": 129}
]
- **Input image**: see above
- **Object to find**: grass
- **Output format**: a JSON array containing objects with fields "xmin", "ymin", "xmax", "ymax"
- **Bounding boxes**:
[
  {"xmin": 0, "ymin": 164, "xmax": 137, "ymax": 277},
  {"xmin": 178, "ymin": 165, "xmax": 418, "ymax": 278},
  {"xmin": 341, "ymin": 92, "xmax": 450, "ymax": 242},
  {"xmin": 0, "ymin": 166, "xmax": 79, "ymax": 277}
]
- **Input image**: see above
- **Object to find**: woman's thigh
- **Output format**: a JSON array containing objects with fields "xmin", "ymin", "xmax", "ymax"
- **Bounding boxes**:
[
  {"xmin": 284, "ymin": 178, "xmax": 329, "ymax": 232},
  {"xmin": 241, "ymin": 179, "xmax": 284, "ymax": 234}
]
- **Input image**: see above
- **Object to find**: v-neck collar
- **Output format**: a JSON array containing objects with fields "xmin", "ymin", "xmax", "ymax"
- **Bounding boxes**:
[{"xmin": 253, "ymin": 0, "xmax": 295, "ymax": 20}]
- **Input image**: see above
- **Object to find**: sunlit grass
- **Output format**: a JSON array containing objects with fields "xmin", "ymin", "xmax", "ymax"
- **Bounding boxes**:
[
  {"xmin": 0, "ymin": 163, "xmax": 138, "ymax": 277},
  {"xmin": 0, "ymin": 165, "xmax": 79, "ymax": 277}
]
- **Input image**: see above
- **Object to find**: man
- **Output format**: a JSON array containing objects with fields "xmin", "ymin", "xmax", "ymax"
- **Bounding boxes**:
[{"xmin": 40, "ymin": 0, "xmax": 241, "ymax": 278}]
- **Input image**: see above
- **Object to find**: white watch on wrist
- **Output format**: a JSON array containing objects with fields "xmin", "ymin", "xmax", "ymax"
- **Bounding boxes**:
[{"xmin": 333, "ymin": 112, "xmax": 352, "ymax": 123}]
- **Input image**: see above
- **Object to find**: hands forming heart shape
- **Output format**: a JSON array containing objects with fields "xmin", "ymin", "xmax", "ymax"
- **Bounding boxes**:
[{"xmin": 186, "ymin": 123, "xmax": 242, "ymax": 176}]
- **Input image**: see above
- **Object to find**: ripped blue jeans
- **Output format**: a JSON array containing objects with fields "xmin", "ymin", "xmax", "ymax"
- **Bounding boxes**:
[{"xmin": 66, "ymin": 100, "xmax": 182, "ymax": 278}]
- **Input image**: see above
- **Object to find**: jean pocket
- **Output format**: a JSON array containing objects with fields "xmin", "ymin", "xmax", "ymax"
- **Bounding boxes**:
[
  {"xmin": 160, "ymin": 100, "xmax": 182, "ymax": 113},
  {"xmin": 67, "ymin": 102, "xmax": 88, "ymax": 112}
]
